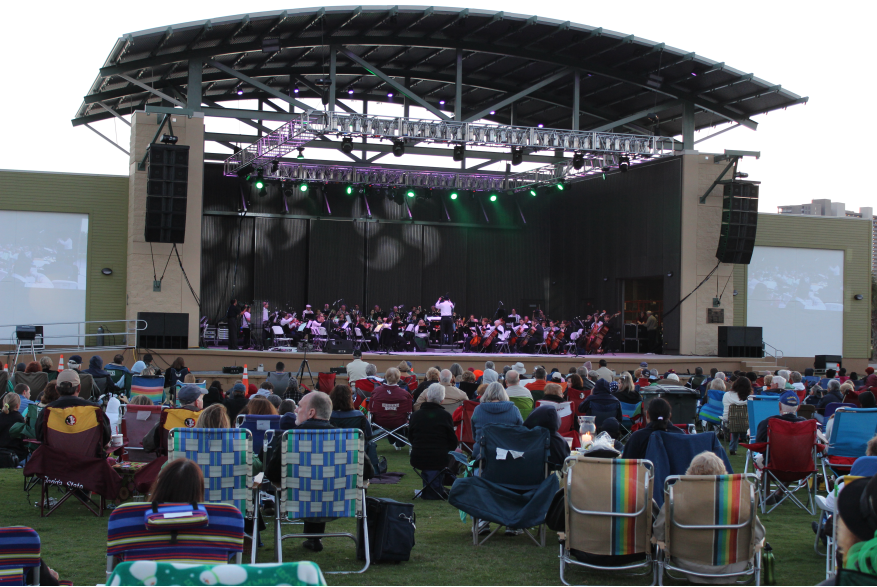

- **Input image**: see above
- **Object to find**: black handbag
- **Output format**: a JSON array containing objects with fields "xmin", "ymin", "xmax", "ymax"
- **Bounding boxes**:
[
  {"xmin": 0, "ymin": 449, "xmax": 20, "ymax": 469},
  {"xmin": 546, "ymin": 487, "xmax": 565, "ymax": 532},
  {"xmin": 357, "ymin": 497, "xmax": 416, "ymax": 563}
]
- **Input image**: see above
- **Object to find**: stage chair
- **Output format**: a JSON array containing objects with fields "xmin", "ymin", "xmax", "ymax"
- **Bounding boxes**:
[
  {"xmin": 353, "ymin": 328, "xmax": 372, "ymax": 352},
  {"xmin": 0, "ymin": 526, "xmax": 42, "ymax": 586},
  {"xmin": 559, "ymin": 456, "xmax": 656, "ymax": 585},
  {"xmin": 272, "ymin": 428, "xmax": 370, "ymax": 573},
  {"xmin": 495, "ymin": 330, "xmax": 511, "ymax": 354},
  {"xmin": 270, "ymin": 326, "xmax": 294, "ymax": 349},
  {"xmin": 656, "ymin": 474, "xmax": 761, "ymax": 585},
  {"xmin": 106, "ymin": 502, "xmax": 245, "ymax": 578}
]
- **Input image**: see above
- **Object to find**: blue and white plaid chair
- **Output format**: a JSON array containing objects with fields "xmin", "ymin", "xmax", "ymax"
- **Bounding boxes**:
[
  {"xmin": 168, "ymin": 428, "xmax": 256, "ymax": 562},
  {"xmin": 272, "ymin": 429, "xmax": 369, "ymax": 574}
]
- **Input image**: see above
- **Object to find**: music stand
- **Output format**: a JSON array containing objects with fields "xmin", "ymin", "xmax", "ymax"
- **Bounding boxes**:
[{"xmin": 296, "ymin": 332, "xmax": 314, "ymax": 388}]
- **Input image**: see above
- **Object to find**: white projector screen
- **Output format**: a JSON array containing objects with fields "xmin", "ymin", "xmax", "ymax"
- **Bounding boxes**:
[
  {"xmin": 746, "ymin": 246, "xmax": 843, "ymax": 357},
  {"xmin": 0, "ymin": 211, "xmax": 89, "ymax": 347}
]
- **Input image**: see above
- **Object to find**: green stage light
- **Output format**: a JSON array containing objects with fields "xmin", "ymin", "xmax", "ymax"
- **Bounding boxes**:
[
  {"xmin": 299, "ymin": 182, "xmax": 308, "ymax": 193},
  {"xmin": 346, "ymin": 185, "xmax": 354, "ymax": 195},
  {"xmin": 529, "ymin": 189, "xmax": 537, "ymax": 197},
  {"xmin": 556, "ymin": 182, "xmax": 565, "ymax": 191},
  {"xmin": 450, "ymin": 192, "xmax": 458, "ymax": 200},
  {"xmin": 489, "ymin": 194, "xmax": 497, "ymax": 202},
  {"xmin": 406, "ymin": 190, "xmax": 416, "ymax": 198},
  {"xmin": 254, "ymin": 170, "xmax": 265, "ymax": 189}
]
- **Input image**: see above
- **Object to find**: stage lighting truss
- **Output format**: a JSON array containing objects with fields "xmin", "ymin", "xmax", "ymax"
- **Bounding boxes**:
[{"xmin": 223, "ymin": 111, "xmax": 675, "ymax": 177}]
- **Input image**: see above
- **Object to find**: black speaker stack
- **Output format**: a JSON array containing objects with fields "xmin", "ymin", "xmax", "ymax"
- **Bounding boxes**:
[
  {"xmin": 717, "ymin": 326, "xmax": 762, "ymax": 358},
  {"xmin": 326, "ymin": 339, "xmax": 354, "ymax": 354},
  {"xmin": 716, "ymin": 181, "xmax": 759, "ymax": 264},
  {"xmin": 145, "ymin": 144, "xmax": 189, "ymax": 243},
  {"xmin": 137, "ymin": 312, "xmax": 189, "ymax": 349}
]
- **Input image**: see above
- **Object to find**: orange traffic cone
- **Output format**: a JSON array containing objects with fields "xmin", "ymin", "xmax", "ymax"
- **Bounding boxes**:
[
  {"xmin": 242, "ymin": 364, "xmax": 249, "ymax": 393},
  {"xmin": 59, "ymin": 354, "xmax": 64, "ymax": 371}
]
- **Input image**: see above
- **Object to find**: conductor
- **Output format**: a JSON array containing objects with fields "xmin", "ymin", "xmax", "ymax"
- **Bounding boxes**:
[{"xmin": 436, "ymin": 295, "xmax": 455, "ymax": 345}]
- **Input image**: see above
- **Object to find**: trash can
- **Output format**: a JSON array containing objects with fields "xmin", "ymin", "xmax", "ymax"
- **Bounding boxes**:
[{"xmin": 640, "ymin": 385, "xmax": 700, "ymax": 425}]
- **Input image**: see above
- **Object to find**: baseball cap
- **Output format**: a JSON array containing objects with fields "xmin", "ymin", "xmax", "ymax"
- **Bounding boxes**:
[
  {"xmin": 551, "ymin": 372, "xmax": 563, "ymax": 381},
  {"xmin": 640, "ymin": 362, "xmax": 649, "ymax": 368},
  {"xmin": 231, "ymin": 383, "xmax": 246, "ymax": 394},
  {"xmin": 779, "ymin": 390, "xmax": 799, "ymax": 407},
  {"xmin": 68, "ymin": 355, "xmax": 83, "ymax": 367},
  {"xmin": 178, "ymin": 384, "xmax": 207, "ymax": 404},
  {"xmin": 57, "ymin": 370, "xmax": 80, "ymax": 385}
]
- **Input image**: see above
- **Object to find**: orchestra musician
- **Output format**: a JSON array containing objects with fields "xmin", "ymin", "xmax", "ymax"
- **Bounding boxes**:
[
  {"xmin": 369, "ymin": 305, "xmax": 384, "ymax": 322},
  {"xmin": 302, "ymin": 304, "xmax": 314, "ymax": 320},
  {"xmin": 517, "ymin": 318, "xmax": 544, "ymax": 353}
]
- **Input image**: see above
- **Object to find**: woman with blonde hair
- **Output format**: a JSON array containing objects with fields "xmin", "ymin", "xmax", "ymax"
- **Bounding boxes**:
[
  {"xmin": 128, "ymin": 394, "xmax": 154, "ymax": 406},
  {"xmin": 196, "ymin": 403, "xmax": 231, "ymax": 428},
  {"xmin": 613, "ymin": 372, "xmax": 642, "ymax": 404},
  {"xmin": 0, "ymin": 393, "xmax": 27, "ymax": 461}
]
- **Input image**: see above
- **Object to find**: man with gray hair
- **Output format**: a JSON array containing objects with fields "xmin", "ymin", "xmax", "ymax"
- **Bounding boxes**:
[
  {"xmin": 778, "ymin": 370, "xmax": 792, "ymax": 389},
  {"xmin": 484, "ymin": 361, "xmax": 495, "ymax": 371},
  {"xmin": 504, "ymin": 370, "xmax": 533, "ymax": 400},
  {"xmin": 414, "ymin": 369, "xmax": 467, "ymax": 413},
  {"xmin": 408, "ymin": 383, "xmax": 458, "ymax": 499},
  {"xmin": 817, "ymin": 379, "xmax": 845, "ymax": 411}
]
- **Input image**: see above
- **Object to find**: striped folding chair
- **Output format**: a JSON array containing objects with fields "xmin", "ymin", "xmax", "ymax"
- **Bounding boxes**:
[
  {"xmin": 657, "ymin": 474, "xmax": 761, "ymax": 586},
  {"xmin": 106, "ymin": 561, "xmax": 326, "ymax": 586},
  {"xmin": 697, "ymin": 388, "xmax": 724, "ymax": 431},
  {"xmin": 131, "ymin": 376, "xmax": 166, "ymax": 405},
  {"xmin": 168, "ymin": 428, "xmax": 256, "ymax": 562},
  {"xmin": 0, "ymin": 527, "xmax": 41, "ymax": 586},
  {"xmin": 272, "ymin": 428, "xmax": 369, "ymax": 574},
  {"xmin": 560, "ymin": 457, "xmax": 655, "ymax": 586},
  {"xmin": 106, "ymin": 502, "xmax": 245, "ymax": 579}
]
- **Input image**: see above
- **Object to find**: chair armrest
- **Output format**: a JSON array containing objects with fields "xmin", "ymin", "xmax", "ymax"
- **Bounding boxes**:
[{"xmin": 740, "ymin": 442, "xmax": 767, "ymax": 454}]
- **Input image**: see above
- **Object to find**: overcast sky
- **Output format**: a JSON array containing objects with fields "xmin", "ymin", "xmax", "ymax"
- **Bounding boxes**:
[{"xmin": 3, "ymin": 0, "xmax": 875, "ymax": 214}]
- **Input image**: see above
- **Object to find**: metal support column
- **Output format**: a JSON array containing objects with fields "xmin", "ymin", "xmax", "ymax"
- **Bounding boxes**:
[
  {"xmin": 682, "ymin": 101, "xmax": 696, "ymax": 150},
  {"xmin": 572, "ymin": 71, "xmax": 580, "ymax": 131},
  {"xmin": 403, "ymin": 77, "xmax": 411, "ymax": 119},
  {"xmin": 187, "ymin": 58, "xmax": 202, "ymax": 111},
  {"xmin": 455, "ymin": 48, "xmax": 463, "ymax": 121},
  {"xmin": 362, "ymin": 99, "xmax": 368, "ymax": 161},
  {"xmin": 328, "ymin": 46, "xmax": 337, "ymax": 112}
]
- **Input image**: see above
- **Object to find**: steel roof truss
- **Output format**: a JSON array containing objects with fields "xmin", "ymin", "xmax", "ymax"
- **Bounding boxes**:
[
  {"xmin": 206, "ymin": 59, "xmax": 314, "ymax": 112},
  {"xmin": 463, "ymin": 69, "xmax": 569, "ymax": 123},
  {"xmin": 117, "ymin": 74, "xmax": 186, "ymax": 108}
]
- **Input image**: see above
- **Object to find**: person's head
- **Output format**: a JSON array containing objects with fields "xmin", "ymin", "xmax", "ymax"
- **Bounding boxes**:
[
  {"xmin": 449, "ymin": 364, "xmax": 464, "ymax": 379},
  {"xmin": 647, "ymin": 398, "xmax": 672, "ymax": 430},
  {"xmin": 425, "ymin": 383, "xmax": 446, "ymax": 405},
  {"xmin": 196, "ymin": 403, "xmax": 230, "ymax": 428},
  {"xmin": 778, "ymin": 369, "xmax": 791, "ymax": 382},
  {"xmin": 694, "ymin": 366, "xmax": 703, "ymax": 376},
  {"xmin": 113, "ymin": 354, "xmax": 125, "ymax": 366},
  {"xmin": 731, "ymin": 375, "xmax": 752, "ymax": 401},
  {"xmin": 460, "ymin": 370, "xmax": 476, "ymax": 383},
  {"xmin": 710, "ymin": 367, "xmax": 718, "ymax": 377},
  {"xmin": 384, "ymin": 368, "xmax": 401, "ymax": 385},
  {"xmin": 2, "ymin": 393, "xmax": 21, "ymax": 415},
  {"xmin": 484, "ymin": 361, "xmax": 495, "ymax": 371},
  {"xmin": 278, "ymin": 399, "xmax": 296, "ymax": 415},
  {"xmin": 588, "ymin": 370, "xmax": 599, "ymax": 382},
  {"xmin": 39, "ymin": 357, "xmax": 54, "ymax": 371},
  {"xmin": 866, "ymin": 434, "xmax": 877, "ymax": 457},
  {"xmin": 826, "ymin": 368, "xmax": 837, "ymax": 379},
  {"xmin": 260, "ymin": 381, "xmax": 274, "ymax": 393},
  {"xmin": 543, "ymin": 383, "xmax": 563, "ymax": 398},
  {"xmin": 178, "ymin": 384, "xmax": 206, "ymax": 409},
  {"xmin": 183, "ymin": 373, "xmax": 196, "ymax": 384},
  {"xmin": 618, "ymin": 372, "xmax": 634, "ymax": 392},
  {"xmin": 778, "ymin": 390, "xmax": 799, "ymax": 414},
  {"xmin": 840, "ymin": 367, "xmax": 847, "ymax": 377},
  {"xmin": 40, "ymin": 381, "xmax": 59, "ymax": 405},
  {"xmin": 598, "ymin": 359, "xmax": 607, "ymax": 368},
  {"xmin": 56, "ymin": 370, "xmax": 80, "ymax": 396},
  {"xmin": 246, "ymin": 397, "xmax": 277, "ymax": 416},
  {"xmin": 149, "ymin": 458, "xmax": 204, "ymax": 503},
  {"xmin": 841, "ymin": 381, "xmax": 855, "ymax": 395},
  {"xmin": 709, "ymin": 378, "xmax": 726, "ymax": 392},
  {"xmin": 129, "ymin": 394, "xmax": 153, "ymax": 406},
  {"xmin": 425, "ymin": 367, "xmax": 440, "ymax": 382},
  {"xmin": 481, "ymin": 382, "xmax": 509, "ymax": 403},
  {"xmin": 143, "ymin": 353, "xmax": 154, "ymax": 365},
  {"xmin": 231, "ymin": 383, "xmax": 246, "ymax": 398},
  {"xmin": 172, "ymin": 357, "xmax": 186, "ymax": 371},
  {"xmin": 24, "ymin": 361, "xmax": 40, "ymax": 373},
  {"xmin": 352, "ymin": 349, "xmax": 362, "ymax": 360},
  {"xmin": 598, "ymin": 417, "xmax": 620, "ymax": 440},
  {"xmin": 505, "ymin": 370, "xmax": 520, "ymax": 386},
  {"xmin": 67, "ymin": 355, "xmax": 82, "ymax": 370},
  {"xmin": 397, "ymin": 361, "xmax": 410, "ymax": 373},
  {"xmin": 295, "ymin": 392, "xmax": 332, "ymax": 424},
  {"xmin": 716, "ymin": 371, "xmax": 726, "ymax": 381},
  {"xmin": 666, "ymin": 373, "xmax": 680, "ymax": 382},
  {"xmin": 837, "ymin": 475, "xmax": 877, "ymax": 561},
  {"xmin": 14, "ymin": 383, "xmax": 30, "ymax": 400},
  {"xmin": 686, "ymin": 451, "xmax": 727, "ymax": 476},
  {"xmin": 266, "ymin": 394, "xmax": 282, "ymax": 410},
  {"xmin": 330, "ymin": 384, "xmax": 355, "ymax": 411},
  {"xmin": 533, "ymin": 367, "xmax": 546, "ymax": 381},
  {"xmin": 828, "ymin": 379, "xmax": 841, "ymax": 394},
  {"xmin": 860, "ymin": 391, "xmax": 877, "ymax": 409},
  {"xmin": 576, "ymin": 366, "xmax": 588, "ymax": 380},
  {"xmin": 365, "ymin": 364, "xmax": 377, "ymax": 377},
  {"xmin": 439, "ymin": 369, "xmax": 453, "ymax": 385},
  {"xmin": 568, "ymin": 374, "xmax": 584, "ymax": 389}
]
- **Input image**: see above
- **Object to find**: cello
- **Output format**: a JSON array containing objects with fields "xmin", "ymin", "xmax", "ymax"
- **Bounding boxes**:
[
  {"xmin": 550, "ymin": 322, "xmax": 566, "ymax": 352},
  {"xmin": 469, "ymin": 322, "xmax": 483, "ymax": 349},
  {"xmin": 586, "ymin": 312, "xmax": 620, "ymax": 353},
  {"xmin": 481, "ymin": 323, "xmax": 499, "ymax": 350}
]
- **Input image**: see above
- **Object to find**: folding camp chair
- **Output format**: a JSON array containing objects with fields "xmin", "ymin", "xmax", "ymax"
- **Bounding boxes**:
[
  {"xmin": 368, "ymin": 390, "xmax": 412, "ymax": 448},
  {"xmin": 317, "ymin": 373, "xmax": 336, "ymax": 393},
  {"xmin": 559, "ymin": 456, "xmax": 656, "ymax": 585},
  {"xmin": 131, "ymin": 375, "xmax": 166, "ymax": 405},
  {"xmin": 535, "ymin": 400, "xmax": 579, "ymax": 449},
  {"xmin": 106, "ymin": 561, "xmax": 327, "ymax": 586},
  {"xmin": 455, "ymin": 400, "xmax": 479, "ymax": 453},
  {"xmin": 697, "ymin": 388, "xmax": 724, "ymax": 431},
  {"xmin": 106, "ymin": 368, "xmax": 133, "ymax": 397},
  {"xmin": 618, "ymin": 401, "xmax": 642, "ymax": 441},
  {"xmin": 657, "ymin": 474, "xmax": 761, "ymax": 586},
  {"xmin": 168, "ymin": 428, "xmax": 256, "ymax": 562},
  {"xmin": 726, "ymin": 403, "xmax": 749, "ymax": 449},
  {"xmin": 741, "ymin": 418, "xmax": 819, "ymax": 514},
  {"xmin": 235, "ymin": 414, "xmax": 281, "ymax": 456},
  {"xmin": 822, "ymin": 402, "xmax": 856, "ymax": 429},
  {"xmin": 106, "ymin": 502, "xmax": 245, "ymax": 578},
  {"xmin": 121, "ymin": 404, "xmax": 163, "ymax": 463},
  {"xmin": 400, "ymin": 374, "xmax": 418, "ymax": 392},
  {"xmin": 12, "ymin": 372, "xmax": 48, "ymax": 401},
  {"xmin": 510, "ymin": 395, "xmax": 535, "ymax": 420},
  {"xmin": 743, "ymin": 396, "xmax": 780, "ymax": 473},
  {"xmin": 0, "ymin": 527, "xmax": 41, "ymax": 586},
  {"xmin": 448, "ymin": 423, "xmax": 555, "ymax": 547},
  {"xmin": 77, "ymin": 373, "xmax": 97, "ymax": 401},
  {"xmin": 644, "ymin": 431, "xmax": 733, "ymax": 508},
  {"xmin": 272, "ymin": 428, "xmax": 370, "ymax": 573},
  {"xmin": 820, "ymin": 407, "xmax": 877, "ymax": 481}
]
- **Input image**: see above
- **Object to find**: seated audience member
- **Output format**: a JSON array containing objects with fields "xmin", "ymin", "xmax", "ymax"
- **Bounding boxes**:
[
  {"xmin": 577, "ymin": 379, "xmax": 622, "ymax": 426},
  {"xmin": 346, "ymin": 350, "xmax": 369, "ymax": 385},
  {"xmin": 830, "ymin": 473, "xmax": 877, "ymax": 579},
  {"xmin": 760, "ymin": 374, "xmax": 772, "ymax": 393},
  {"xmin": 505, "ymin": 370, "xmax": 534, "ymax": 400},
  {"xmin": 820, "ymin": 368, "xmax": 838, "ymax": 390},
  {"xmin": 789, "ymin": 371, "xmax": 805, "ymax": 397},
  {"xmin": 278, "ymin": 399, "xmax": 296, "ymax": 415},
  {"xmin": 588, "ymin": 370, "xmax": 601, "ymax": 384},
  {"xmin": 139, "ymin": 354, "xmax": 161, "ymax": 377},
  {"xmin": 805, "ymin": 384, "xmax": 825, "ymax": 406},
  {"xmin": 653, "ymin": 452, "xmax": 764, "ymax": 581},
  {"xmin": 370, "ymin": 368, "xmax": 414, "ymax": 447},
  {"xmin": 566, "ymin": 374, "xmax": 590, "ymax": 403},
  {"xmin": 83, "ymin": 355, "xmax": 119, "ymax": 394},
  {"xmin": 329, "ymin": 385, "xmax": 372, "ymax": 439},
  {"xmin": 204, "ymin": 381, "xmax": 224, "ymax": 407},
  {"xmin": 458, "ymin": 371, "xmax": 479, "ymax": 400},
  {"xmin": 597, "ymin": 417, "xmax": 624, "ymax": 452},
  {"xmin": 825, "ymin": 391, "xmax": 876, "ymax": 441},
  {"xmin": 414, "ymin": 369, "xmax": 467, "ymax": 414},
  {"xmin": 480, "ymin": 368, "xmax": 499, "ymax": 387},
  {"xmin": 127, "ymin": 394, "xmax": 154, "ymax": 406},
  {"xmin": 523, "ymin": 405, "xmax": 570, "ymax": 470},
  {"xmin": 594, "ymin": 359, "xmax": 613, "ymax": 382},
  {"xmin": 13, "ymin": 383, "xmax": 35, "ymax": 416},
  {"xmin": 182, "ymin": 373, "xmax": 197, "ymax": 385},
  {"xmin": 130, "ymin": 360, "xmax": 147, "ymax": 375},
  {"xmin": 23, "ymin": 362, "xmax": 40, "ymax": 374},
  {"xmin": 223, "ymin": 383, "xmax": 249, "ymax": 421},
  {"xmin": 65, "ymin": 356, "xmax": 82, "ymax": 372},
  {"xmin": 266, "ymin": 362, "xmax": 296, "ymax": 398},
  {"xmin": 863, "ymin": 367, "xmax": 877, "ymax": 390},
  {"xmin": 142, "ymin": 384, "xmax": 205, "ymax": 453},
  {"xmin": 106, "ymin": 354, "xmax": 131, "ymax": 373},
  {"xmin": 255, "ymin": 382, "xmax": 273, "ymax": 398},
  {"xmin": 613, "ymin": 372, "xmax": 642, "ymax": 404},
  {"xmin": 240, "ymin": 396, "xmax": 278, "ymax": 416},
  {"xmin": 525, "ymin": 367, "xmax": 549, "ymax": 402},
  {"xmin": 449, "ymin": 363, "xmax": 465, "ymax": 384},
  {"xmin": 39, "ymin": 357, "xmax": 58, "ymax": 381},
  {"xmin": 38, "ymin": 382, "xmax": 60, "ymax": 408},
  {"xmin": 409, "ymin": 383, "xmax": 458, "ymax": 492},
  {"xmin": 549, "ymin": 372, "xmax": 568, "ymax": 393},
  {"xmin": 722, "ymin": 376, "xmax": 751, "ymax": 455},
  {"xmin": 755, "ymin": 390, "xmax": 805, "ymax": 444},
  {"xmin": 35, "ymin": 370, "xmax": 112, "ymax": 451},
  {"xmin": 0, "ymin": 394, "xmax": 28, "ymax": 461},
  {"xmin": 149, "ymin": 457, "xmax": 204, "ymax": 503},
  {"xmin": 364, "ymin": 364, "xmax": 384, "ymax": 387},
  {"xmin": 163, "ymin": 357, "xmax": 191, "ymax": 390},
  {"xmin": 622, "ymin": 398, "xmax": 682, "ymax": 459},
  {"xmin": 539, "ymin": 382, "xmax": 565, "ymax": 404},
  {"xmin": 413, "ymin": 368, "xmax": 440, "ymax": 402},
  {"xmin": 266, "ymin": 394, "xmax": 282, "ymax": 411},
  {"xmin": 196, "ymin": 403, "xmax": 231, "ymax": 428},
  {"xmin": 686, "ymin": 366, "xmax": 707, "ymax": 391},
  {"xmin": 470, "ymin": 382, "xmax": 523, "ymax": 458},
  {"xmin": 817, "ymin": 379, "xmax": 845, "ymax": 411}
]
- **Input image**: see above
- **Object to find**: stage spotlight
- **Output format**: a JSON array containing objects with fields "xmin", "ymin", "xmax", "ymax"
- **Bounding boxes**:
[
  {"xmin": 619, "ymin": 156, "xmax": 630, "ymax": 173},
  {"xmin": 393, "ymin": 140, "xmax": 406, "ymax": 157},
  {"xmin": 572, "ymin": 151, "xmax": 585, "ymax": 170},
  {"xmin": 160, "ymin": 134, "xmax": 178, "ymax": 144},
  {"xmin": 449, "ymin": 192, "xmax": 458, "ymax": 200},
  {"xmin": 387, "ymin": 92, "xmax": 394, "ymax": 98},
  {"xmin": 236, "ymin": 86, "xmax": 244, "ymax": 96},
  {"xmin": 439, "ymin": 100, "xmax": 446, "ymax": 105},
  {"xmin": 347, "ymin": 88, "xmax": 355, "ymax": 95},
  {"xmin": 254, "ymin": 170, "xmax": 265, "ymax": 190},
  {"xmin": 298, "ymin": 182, "xmax": 309, "ymax": 193},
  {"xmin": 293, "ymin": 86, "xmax": 299, "ymax": 94},
  {"xmin": 555, "ymin": 181, "xmax": 565, "ymax": 191},
  {"xmin": 453, "ymin": 144, "xmax": 465, "ymax": 162},
  {"xmin": 529, "ymin": 188, "xmax": 537, "ymax": 197},
  {"xmin": 346, "ymin": 185, "xmax": 354, "ymax": 195},
  {"xmin": 406, "ymin": 190, "xmax": 416, "ymax": 199},
  {"xmin": 489, "ymin": 193, "xmax": 497, "ymax": 202},
  {"xmin": 490, "ymin": 110, "xmax": 496, "ymax": 115},
  {"xmin": 511, "ymin": 146, "xmax": 524, "ymax": 166},
  {"xmin": 341, "ymin": 137, "xmax": 354, "ymax": 154},
  {"xmin": 296, "ymin": 148, "xmax": 305, "ymax": 160}
]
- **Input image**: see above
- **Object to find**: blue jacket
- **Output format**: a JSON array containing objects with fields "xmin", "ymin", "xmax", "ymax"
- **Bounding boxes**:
[
  {"xmin": 644, "ymin": 431, "xmax": 732, "ymax": 507},
  {"xmin": 471, "ymin": 401, "xmax": 523, "ymax": 459}
]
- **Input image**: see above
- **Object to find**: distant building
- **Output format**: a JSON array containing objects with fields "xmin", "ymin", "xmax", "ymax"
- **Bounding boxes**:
[{"xmin": 777, "ymin": 199, "xmax": 876, "ymax": 277}]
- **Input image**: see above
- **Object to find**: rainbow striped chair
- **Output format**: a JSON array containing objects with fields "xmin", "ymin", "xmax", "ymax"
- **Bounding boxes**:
[
  {"xmin": 559, "ymin": 456, "xmax": 656, "ymax": 585},
  {"xmin": 0, "ymin": 527, "xmax": 40, "ymax": 586},
  {"xmin": 131, "ymin": 376, "xmax": 166, "ymax": 405},
  {"xmin": 106, "ymin": 503, "xmax": 245, "ymax": 579},
  {"xmin": 273, "ymin": 428, "xmax": 369, "ymax": 574},
  {"xmin": 657, "ymin": 474, "xmax": 761, "ymax": 586}
]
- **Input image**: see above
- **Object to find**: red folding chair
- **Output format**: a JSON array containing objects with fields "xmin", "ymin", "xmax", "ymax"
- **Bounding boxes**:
[
  {"xmin": 317, "ymin": 372, "xmax": 336, "ymax": 392},
  {"xmin": 121, "ymin": 404, "xmax": 164, "ymax": 463},
  {"xmin": 741, "ymin": 418, "xmax": 820, "ymax": 514},
  {"xmin": 369, "ymin": 389, "xmax": 413, "ymax": 448},
  {"xmin": 567, "ymin": 388, "xmax": 591, "ymax": 416},
  {"xmin": 400, "ymin": 374, "xmax": 418, "ymax": 392},
  {"xmin": 353, "ymin": 379, "xmax": 376, "ymax": 409},
  {"xmin": 454, "ymin": 400, "xmax": 480, "ymax": 453}
]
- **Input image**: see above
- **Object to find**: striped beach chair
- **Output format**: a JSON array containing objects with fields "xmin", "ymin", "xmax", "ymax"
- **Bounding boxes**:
[
  {"xmin": 272, "ymin": 428, "xmax": 369, "ymax": 573},
  {"xmin": 131, "ymin": 376, "xmax": 166, "ymax": 405},
  {"xmin": 560, "ymin": 456, "xmax": 655, "ymax": 585},
  {"xmin": 106, "ymin": 561, "xmax": 326, "ymax": 586},
  {"xmin": 106, "ymin": 502, "xmax": 245, "ymax": 578},
  {"xmin": 0, "ymin": 527, "xmax": 41, "ymax": 586}
]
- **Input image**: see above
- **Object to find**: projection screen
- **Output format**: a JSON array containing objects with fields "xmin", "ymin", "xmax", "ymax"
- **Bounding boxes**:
[{"xmin": 746, "ymin": 245, "xmax": 844, "ymax": 357}]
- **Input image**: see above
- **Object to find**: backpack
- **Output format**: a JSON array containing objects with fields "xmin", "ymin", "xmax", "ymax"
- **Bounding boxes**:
[
  {"xmin": 356, "ymin": 497, "xmax": 416, "ymax": 563},
  {"xmin": 0, "ymin": 449, "xmax": 20, "ymax": 469}
]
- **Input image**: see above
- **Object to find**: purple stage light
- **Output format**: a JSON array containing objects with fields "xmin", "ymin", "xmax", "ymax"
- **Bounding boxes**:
[
  {"xmin": 387, "ymin": 92, "xmax": 394, "ymax": 98},
  {"xmin": 348, "ymin": 89, "xmax": 354, "ymax": 95},
  {"xmin": 439, "ymin": 100, "xmax": 445, "ymax": 105},
  {"xmin": 537, "ymin": 124, "xmax": 544, "ymax": 128},
  {"xmin": 293, "ymin": 88, "xmax": 299, "ymax": 93},
  {"xmin": 490, "ymin": 110, "xmax": 496, "ymax": 115}
]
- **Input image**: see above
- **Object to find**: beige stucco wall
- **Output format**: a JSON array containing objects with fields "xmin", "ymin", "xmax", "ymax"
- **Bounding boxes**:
[{"xmin": 126, "ymin": 112, "xmax": 204, "ymax": 346}]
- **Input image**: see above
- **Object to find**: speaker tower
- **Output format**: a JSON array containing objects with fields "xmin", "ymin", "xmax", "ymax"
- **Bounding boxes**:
[{"xmin": 715, "ymin": 181, "xmax": 759, "ymax": 264}]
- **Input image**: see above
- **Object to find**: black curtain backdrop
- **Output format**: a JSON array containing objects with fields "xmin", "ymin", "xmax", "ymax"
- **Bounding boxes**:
[{"xmin": 199, "ymin": 159, "xmax": 683, "ymax": 349}]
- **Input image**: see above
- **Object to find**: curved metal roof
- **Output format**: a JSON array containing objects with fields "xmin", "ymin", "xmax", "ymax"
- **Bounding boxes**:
[{"xmin": 74, "ymin": 6, "xmax": 807, "ymax": 137}]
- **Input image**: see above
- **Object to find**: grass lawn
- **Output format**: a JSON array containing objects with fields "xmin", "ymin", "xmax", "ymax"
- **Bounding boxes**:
[{"xmin": 0, "ymin": 439, "xmax": 827, "ymax": 585}]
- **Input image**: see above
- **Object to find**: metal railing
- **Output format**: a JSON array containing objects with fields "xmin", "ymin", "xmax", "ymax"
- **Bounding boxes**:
[
  {"xmin": 762, "ymin": 341, "xmax": 784, "ymax": 365},
  {"xmin": 1, "ymin": 319, "xmax": 148, "ymax": 365}
]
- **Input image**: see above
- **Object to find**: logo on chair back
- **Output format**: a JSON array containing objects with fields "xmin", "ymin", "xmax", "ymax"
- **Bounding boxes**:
[
  {"xmin": 184, "ymin": 418, "xmax": 196, "ymax": 428},
  {"xmin": 65, "ymin": 415, "xmax": 77, "ymax": 426},
  {"xmin": 384, "ymin": 403, "xmax": 400, "ymax": 411}
]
